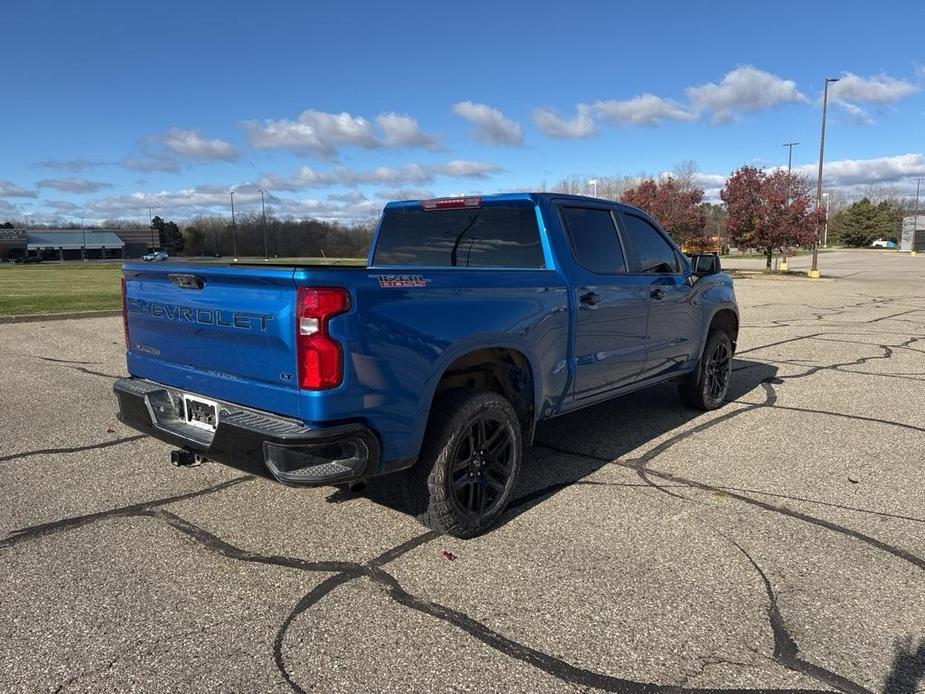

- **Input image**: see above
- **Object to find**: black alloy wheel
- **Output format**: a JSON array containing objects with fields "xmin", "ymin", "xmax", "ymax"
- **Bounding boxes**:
[{"xmin": 450, "ymin": 415, "xmax": 514, "ymax": 517}]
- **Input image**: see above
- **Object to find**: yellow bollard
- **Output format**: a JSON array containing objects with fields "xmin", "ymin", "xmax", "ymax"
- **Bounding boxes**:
[
  {"xmin": 808, "ymin": 269, "xmax": 821, "ymax": 279},
  {"xmin": 779, "ymin": 261, "xmax": 789, "ymax": 272}
]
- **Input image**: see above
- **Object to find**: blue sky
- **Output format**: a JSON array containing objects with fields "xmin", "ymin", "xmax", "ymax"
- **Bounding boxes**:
[{"xmin": 2, "ymin": 0, "xmax": 924, "ymax": 223}]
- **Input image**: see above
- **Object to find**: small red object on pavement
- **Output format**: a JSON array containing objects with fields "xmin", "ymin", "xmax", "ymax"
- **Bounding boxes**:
[{"xmin": 441, "ymin": 550, "xmax": 455, "ymax": 561}]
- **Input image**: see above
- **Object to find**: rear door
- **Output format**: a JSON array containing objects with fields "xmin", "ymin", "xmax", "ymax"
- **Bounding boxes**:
[
  {"xmin": 124, "ymin": 264, "xmax": 301, "ymax": 416},
  {"xmin": 558, "ymin": 204, "xmax": 649, "ymax": 400},
  {"xmin": 618, "ymin": 211, "xmax": 700, "ymax": 380}
]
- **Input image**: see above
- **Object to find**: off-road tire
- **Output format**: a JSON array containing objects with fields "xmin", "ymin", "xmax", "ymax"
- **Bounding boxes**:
[
  {"xmin": 406, "ymin": 389, "xmax": 522, "ymax": 538},
  {"xmin": 679, "ymin": 330, "xmax": 734, "ymax": 411}
]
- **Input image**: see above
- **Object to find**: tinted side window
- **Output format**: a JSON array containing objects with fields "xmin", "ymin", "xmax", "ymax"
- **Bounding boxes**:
[
  {"xmin": 560, "ymin": 207, "xmax": 626, "ymax": 274},
  {"xmin": 622, "ymin": 214, "xmax": 679, "ymax": 273},
  {"xmin": 374, "ymin": 206, "xmax": 544, "ymax": 268}
]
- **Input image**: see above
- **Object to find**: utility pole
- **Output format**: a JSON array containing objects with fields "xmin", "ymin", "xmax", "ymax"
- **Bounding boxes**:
[
  {"xmin": 259, "ymin": 188, "xmax": 269, "ymax": 261},
  {"xmin": 148, "ymin": 207, "xmax": 154, "ymax": 250},
  {"xmin": 810, "ymin": 77, "xmax": 840, "ymax": 279},
  {"xmin": 587, "ymin": 179, "xmax": 598, "ymax": 198},
  {"xmin": 230, "ymin": 191, "xmax": 238, "ymax": 261},
  {"xmin": 782, "ymin": 142, "xmax": 799, "ymax": 173}
]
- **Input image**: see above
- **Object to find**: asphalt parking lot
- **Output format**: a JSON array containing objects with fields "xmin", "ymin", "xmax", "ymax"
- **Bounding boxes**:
[{"xmin": 1, "ymin": 250, "xmax": 923, "ymax": 693}]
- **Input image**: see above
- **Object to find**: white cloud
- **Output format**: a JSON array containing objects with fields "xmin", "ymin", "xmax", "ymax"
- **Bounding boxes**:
[
  {"xmin": 0, "ymin": 181, "xmax": 36, "ymax": 198},
  {"xmin": 837, "ymin": 102, "xmax": 875, "ymax": 126},
  {"xmin": 375, "ymin": 113, "xmax": 439, "ymax": 149},
  {"xmin": 43, "ymin": 199, "xmax": 81, "ymax": 212},
  {"xmin": 0, "ymin": 199, "xmax": 21, "ymax": 217},
  {"xmin": 593, "ymin": 94, "xmax": 694, "ymax": 126},
  {"xmin": 794, "ymin": 153, "xmax": 925, "ymax": 188},
  {"xmin": 374, "ymin": 188, "xmax": 435, "ymax": 201},
  {"xmin": 244, "ymin": 109, "xmax": 438, "ymax": 158},
  {"xmin": 829, "ymin": 73, "xmax": 918, "ymax": 104},
  {"xmin": 163, "ymin": 128, "xmax": 239, "ymax": 161},
  {"xmin": 122, "ymin": 153, "xmax": 181, "ymax": 173},
  {"xmin": 34, "ymin": 158, "xmax": 106, "ymax": 173},
  {"xmin": 37, "ymin": 178, "xmax": 112, "ymax": 193},
  {"xmin": 452, "ymin": 101, "xmax": 523, "ymax": 146},
  {"xmin": 327, "ymin": 191, "xmax": 368, "ymax": 204},
  {"xmin": 429, "ymin": 160, "xmax": 501, "ymax": 178},
  {"xmin": 686, "ymin": 66, "xmax": 806, "ymax": 123},
  {"xmin": 82, "ymin": 185, "xmax": 380, "ymax": 222},
  {"xmin": 532, "ymin": 105, "xmax": 597, "ymax": 139},
  {"xmin": 257, "ymin": 160, "xmax": 500, "ymax": 192}
]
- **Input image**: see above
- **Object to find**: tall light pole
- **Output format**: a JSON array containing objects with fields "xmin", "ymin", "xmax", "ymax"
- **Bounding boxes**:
[
  {"xmin": 148, "ymin": 207, "xmax": 154, "ymax": 250},
  {"xmin": 588, "ymin": 179, "xmax": 598, "ymax": 198},
  {"xmin": 229, "ymin": 191, "xmax": 238, "ymax": 262},
  {"xmin": 258, "ymin": 188, "xmax": 269, "ymax": 261},
  {"xmin": 782, "ymin": 142, "xmax": 799, "ymax": 173},
  {"xmin": 810, "ymin": 77, "xmax": 840, "ymax": 279}
]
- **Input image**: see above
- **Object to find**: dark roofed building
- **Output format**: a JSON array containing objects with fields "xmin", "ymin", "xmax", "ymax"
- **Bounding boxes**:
[
  {"xmin": 0, "ymin": 229, "xmax": 144, "ymax": 260},
  {"xmin": 27, "ymin": 231, "xmax": 125, "ymax": 260}
]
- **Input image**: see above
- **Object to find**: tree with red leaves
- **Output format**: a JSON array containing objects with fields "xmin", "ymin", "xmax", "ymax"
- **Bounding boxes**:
[
  {"xmin": 721, "ymin": 166, "xmax": 821, "ymax": 269},
  {"xmin": 620, "ymin": 177, "xmax": 706, "ymax": 248}
]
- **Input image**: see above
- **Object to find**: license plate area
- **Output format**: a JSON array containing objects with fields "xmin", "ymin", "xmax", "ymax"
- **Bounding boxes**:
[{"xmin": 182, "ymin": 394, "xmax": 219, "ymax": 432}]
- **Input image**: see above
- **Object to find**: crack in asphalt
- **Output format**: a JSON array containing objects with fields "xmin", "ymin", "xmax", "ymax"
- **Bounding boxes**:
[
  {"xmin": 536, "ymin": 441, "xmax": 925, "ymax": 573},
  {"xmin": 148, "ymin": 508, "xmax": 830, "ymax": 694},
  {"xmin": 0, "ymin": 435, "xmax": 145, "ymax": 464},
  {"xmin": 0, "ymin": 477, "xmax": 254, "ymax": 550},
  {"xmin": 729, "ymin": 540, "xmax": 875, "ymax": 694},
  {"xmin": 0, "ymin": 476, "xmax": 834, "ymax": 694}
]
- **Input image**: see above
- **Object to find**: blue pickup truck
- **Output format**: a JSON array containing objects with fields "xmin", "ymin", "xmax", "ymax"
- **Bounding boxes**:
[{"xmin": 114, "ymin": 193, "xmax": 737, "ymax": 537}]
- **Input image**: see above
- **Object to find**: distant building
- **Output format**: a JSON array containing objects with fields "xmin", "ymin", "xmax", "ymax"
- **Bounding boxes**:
[
  {"xmin": 0, "ymin": 228, "xmax": 152, "ymax": 260},
  {"xmin": 901, "ymin": 216, "xmax": 924, "ymax": 253}
]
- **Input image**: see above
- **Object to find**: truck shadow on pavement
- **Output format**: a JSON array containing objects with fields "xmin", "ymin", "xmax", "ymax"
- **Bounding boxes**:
[{"xmin": 361, "ymin": 358, "xmax": 779, "ymax": 526}]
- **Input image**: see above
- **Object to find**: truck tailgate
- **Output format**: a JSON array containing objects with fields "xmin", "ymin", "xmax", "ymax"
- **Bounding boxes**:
[{"xmin": 123, "ymin": 264, "xmax": 301, "ymax": 417}]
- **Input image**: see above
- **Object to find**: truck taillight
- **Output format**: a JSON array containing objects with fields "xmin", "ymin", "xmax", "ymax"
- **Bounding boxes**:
[
  {"xmin": 297, "ymin": 287, "xmax": 350, "ymax": 390},
  {"xmin": 121, "ymin": 277, "xmax": 130, "ymax": 350}
]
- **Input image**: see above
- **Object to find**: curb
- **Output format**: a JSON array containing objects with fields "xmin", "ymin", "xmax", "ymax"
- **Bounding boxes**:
[{"xmin": 0, "ymin": 309, "xmax": 122, "ymax": 324}]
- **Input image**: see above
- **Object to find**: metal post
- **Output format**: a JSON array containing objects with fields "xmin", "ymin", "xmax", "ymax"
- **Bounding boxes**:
[
  {"xmin": 230, "ymin": 191, "xmax": 238, "ymax": 261},
  {"xmin": 259, "ymin": 188, "xmax": 268, "ymax": 261},
  {"xmin": 782, "ymin": 142, "xmax": 799, "ymax": 173},
  {"xmin": 81, "ymin": 225, "xmax": 87, "ymax": 263},
  {"xmin": 148, "ymin": 207, "xmax": 154, "ymax": 250},
  {"xmin": 810, "ymin": 77, "xmax": 839, "ymax": 278},
  {"xmin": 913, "ymin": 178, "xmax": 922, "ymax": 256}
]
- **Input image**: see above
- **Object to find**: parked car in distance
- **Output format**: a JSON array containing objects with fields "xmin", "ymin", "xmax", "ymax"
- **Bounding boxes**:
[
  {"xmin": 142, "ymin": 250, "xmax": 170, "ymax": 261},
  {"xmin": 871, "ymin": 238, "xmax": 897, "ymax": 248},
  {"xmin": 13, "ymin": 255, "xmax": 42, "ymax": 264},
  {"xmin": 115, "ymin": 193, "xmax": 739, "ymax": 537}
]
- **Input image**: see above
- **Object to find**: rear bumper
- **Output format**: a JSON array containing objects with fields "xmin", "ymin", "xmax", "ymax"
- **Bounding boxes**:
[{"xmin": 113, "ymin": 377, "xmax": 379, "ymax": 485}]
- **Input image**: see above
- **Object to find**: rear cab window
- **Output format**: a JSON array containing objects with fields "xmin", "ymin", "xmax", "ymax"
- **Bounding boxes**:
[
  {"xmin": 559, "ymin": 206, "xmax": 627, "ymax": 274},
  {"xmin": 373, "ymin": 205, "xmax": 545, "ymax": 268},
  {"xmin": 620, "ymin": 213, "xmax": 681, "ymax": 273}
]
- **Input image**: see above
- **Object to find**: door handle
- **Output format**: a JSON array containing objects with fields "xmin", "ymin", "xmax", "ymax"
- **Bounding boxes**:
[
  {"xmin": 650, "ymin": 288, "xmax": 665, "ymax": 300},
  {"xmin": 579, "ymin": 291, "xmax": 601, "ymax": 306}
]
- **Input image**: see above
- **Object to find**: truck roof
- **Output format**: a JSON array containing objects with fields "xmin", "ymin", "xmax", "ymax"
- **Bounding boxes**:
[{"xmin": 383, "ymin": 192, "xmax": 642, "ymax": 214}]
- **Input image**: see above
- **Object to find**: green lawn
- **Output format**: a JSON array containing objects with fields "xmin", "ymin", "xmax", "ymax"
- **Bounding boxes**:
[
  {"xmin": 0, "ymin": 257, "xmax": 367, "ymax": 316},
  {"xmin": 0, "ymin": 262, "xmax": 124, "ymax": 316}
]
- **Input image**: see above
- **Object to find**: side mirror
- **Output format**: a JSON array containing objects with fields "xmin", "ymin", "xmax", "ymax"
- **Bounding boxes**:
[{"xmin": 690, "ymin": 253, "xmax": 721, "ymax": 277}]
